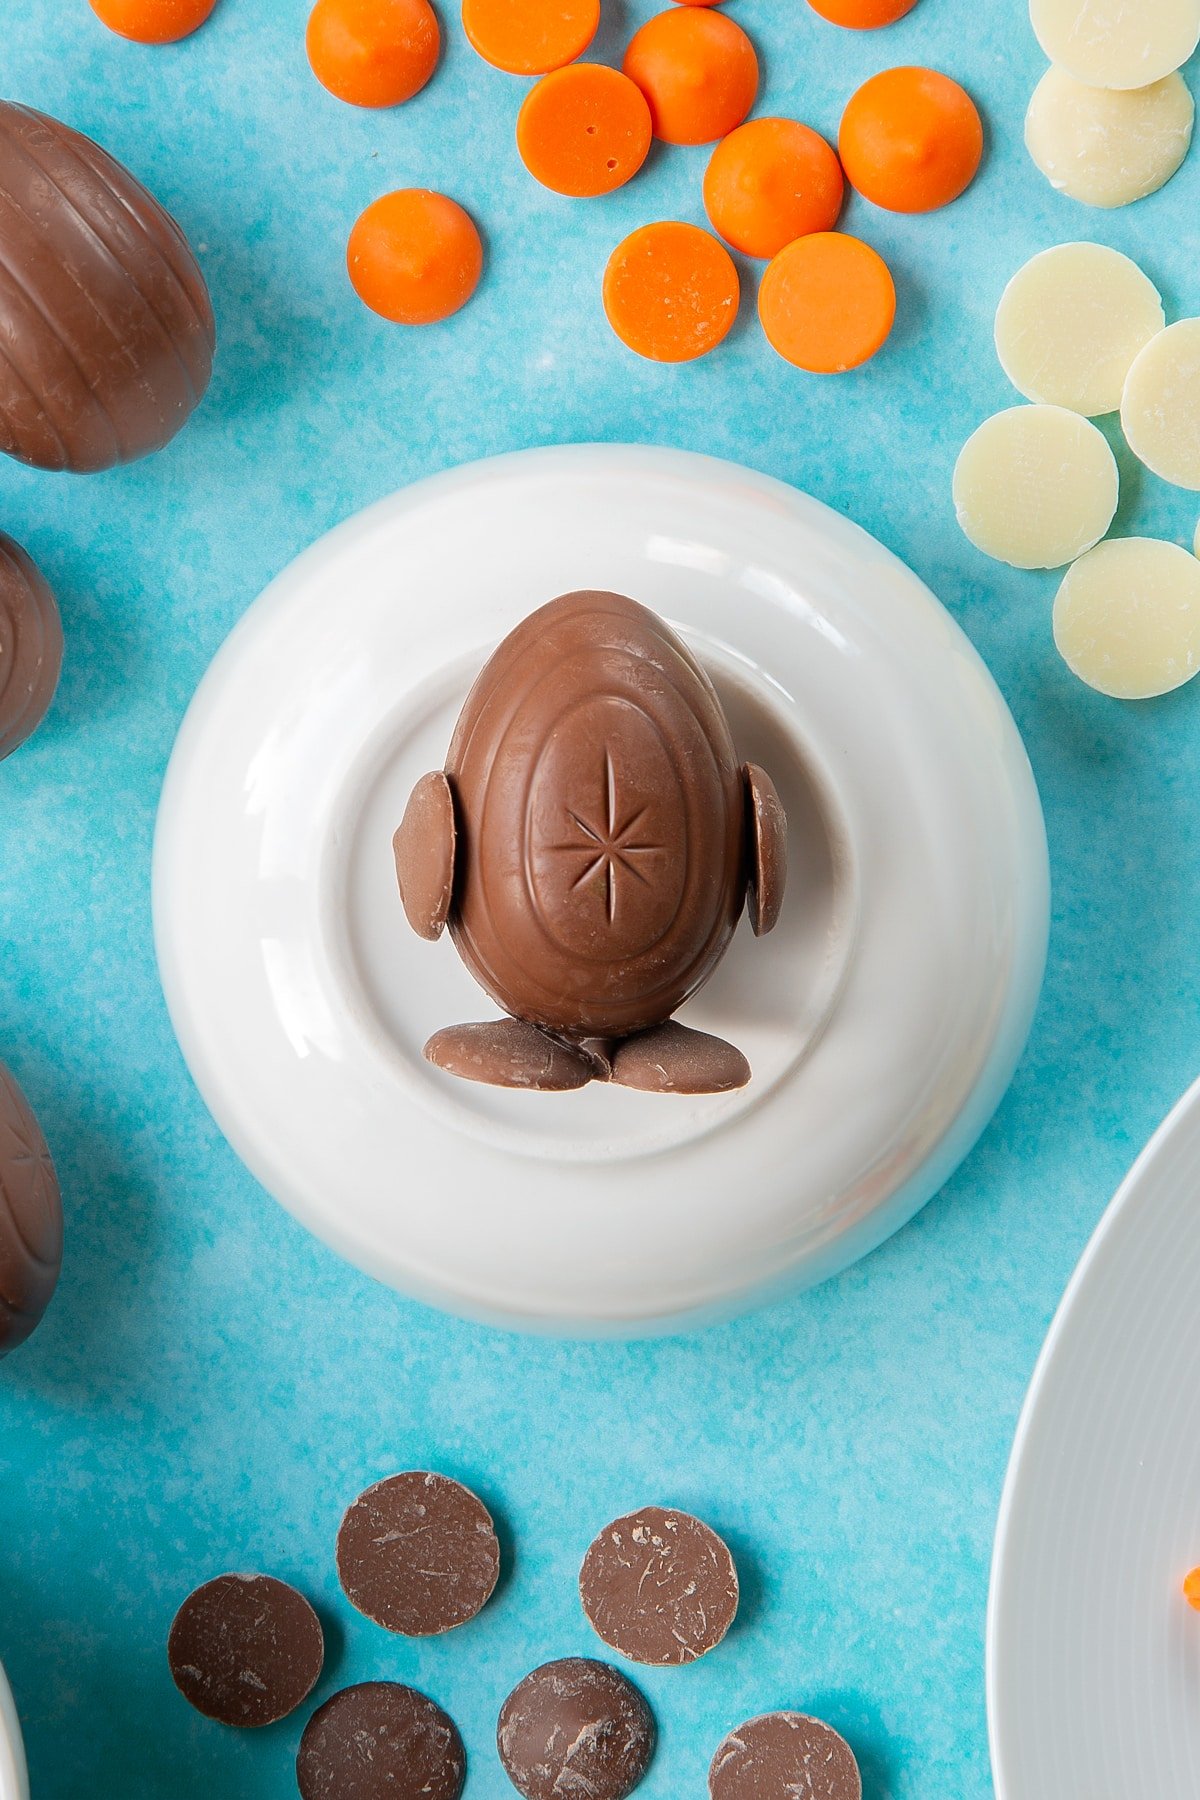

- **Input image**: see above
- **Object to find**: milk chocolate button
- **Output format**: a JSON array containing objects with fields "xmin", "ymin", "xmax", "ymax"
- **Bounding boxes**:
[
  {"xmin": 497, "ymin": 1658, "xmax": 655, "ymax": 1800},
  {"xmin": 297, "ymin": 1683, "xmax": 465, "ymax": 1800},
  {"xmin": 708, "ymin": 1713, "xmax": 862, "ymax": 1800},
  {"xmin": 167, "ymin": 1573, "xmax": 324, "ymax": 1728},
  {"xmin": 580, "ymin": 1506, "xmax": 739, "ymax": 1665},
  {"xmin": 609, "ymin": 1024, "xmax": 750, "ymax": 1095},
  {"xmin": 336, "ymin": 1471, "xmax": 500, "ymax": 1635}
]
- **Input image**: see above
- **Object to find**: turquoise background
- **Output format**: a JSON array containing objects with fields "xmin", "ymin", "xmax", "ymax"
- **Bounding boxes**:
[{"xmin": 3, "ymin": 0, "xmax": 1200, "ymax": 1794}]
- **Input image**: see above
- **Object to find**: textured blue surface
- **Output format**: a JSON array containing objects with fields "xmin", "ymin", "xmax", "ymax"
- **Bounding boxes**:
[{"xmin": 2, "ymin": 1, "xmax": 1200, "ymax": 1795}]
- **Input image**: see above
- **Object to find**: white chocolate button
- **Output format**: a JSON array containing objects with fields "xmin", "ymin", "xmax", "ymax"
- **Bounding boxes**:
[
  {"xmin": 954, "ymin": 405, "xmax": 1119, "ymax": 569},
  {"xmin": 1025, "ymin": 66, "xmax": 1194, "ymax": 208},
  {"xmin": 1029, "ymin": 0, "xmax": 1200, "ymax": 90},
  {"xmin": 995, "ymin": 244, "xmax": 1163, "ymax": 417},
  {"xmin": 1053, "ymin": 536, "xmax": 1200, "ymax": 696},
  {"xmin": 1120, "ymin": 318, "xmax": 1200, "ymax": 489}
]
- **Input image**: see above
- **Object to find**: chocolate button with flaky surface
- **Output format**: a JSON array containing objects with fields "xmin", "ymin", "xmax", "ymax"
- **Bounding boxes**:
[
  {"xmin": 336, "ymin": 1471, "xmax": 500, "ymax": 1634},
  {"xmin": 709, "ymin": 1712, "xmax": 862, "ymax": 1800},
  {"xmin": 298, "ymin": 1683, "xmax": 465, "ymax": 1800},
  {"xmin": 167, "ymin": 1573, "xmax": 324, "ymax": 1727},
  {"xmin": 580, "ymin": 1506, "xmax": 739, "ymax": 1665},
  {"xmin": 498, "ymin": 1658, "xmax": 655, "ymax": 1800}
]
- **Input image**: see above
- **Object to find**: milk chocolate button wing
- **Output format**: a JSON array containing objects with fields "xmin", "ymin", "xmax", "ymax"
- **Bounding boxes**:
[
  {"xmin": 336, "ymin": 1471, "xmax": 500, "ymax": 1634},
  {"xmin": 0, "ymin": 102, "xmax": 215, "ymax": 473},
  {"xmin": 298, "ymin": 1683, "xmax": 466, "ymax": 1800},
  {"xmin": 580, "ymin": 1506, "xmax": 739, "ymax": 1665},
  {"xmin": 0, "ymin": 1062, "xmax": 62, "ymax": 1355},
  {"xmin": 497, "ymin": 1658, "xmax": 655, "ymax": 1800},
  {"xmin": 744, "ymin": 761, "xmax": 786, "ymax": 936},
  {"xmin": 393, "ymin": 770, "xmax": 456, "ymax": 940},
  {"xmin": 0, "ymin": 534, "xmax": 63, "ymax": 760},
  {"xmin": 167, "ymin": 1574, "xmax": 324, "ymax": 1727},
  {"xmin": 709, "ymin": 1712, "xmax": 862, "ymax": 1800}
]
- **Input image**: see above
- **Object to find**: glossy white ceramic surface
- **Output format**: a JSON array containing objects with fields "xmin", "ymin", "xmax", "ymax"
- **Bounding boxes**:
[
  {"xmin": 0, "ymin": 1664, "xmax": 28, "ymax": 1800},
  {"xmin": 153, "ymin": 446, "xmax": 1049, "ymax": 1334},
  {"xmin": 989, "ymin": 1074, "xmax": 1200, "ymax": 1799}
]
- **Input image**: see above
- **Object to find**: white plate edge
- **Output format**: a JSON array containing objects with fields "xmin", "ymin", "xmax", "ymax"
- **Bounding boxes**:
[{"xmin": 986, "ymin": 1070, "xmax": 1200, "ymax": 1793}]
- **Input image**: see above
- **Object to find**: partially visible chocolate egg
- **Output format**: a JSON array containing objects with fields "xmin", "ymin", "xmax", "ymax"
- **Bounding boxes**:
[
  {"xmin": 0, "ymin": 533, "xmax": 63, "ymax": 759},
  {"xmin": 0, "ymin": 1062, "xmax": 62, "ymax": 1355},
  {"xmin": 0, "ymin": 102, "xmax": 215, "ymax": 473}
]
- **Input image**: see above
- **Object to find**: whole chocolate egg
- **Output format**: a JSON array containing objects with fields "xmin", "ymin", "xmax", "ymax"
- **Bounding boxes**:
[
  {"xmin": 0, "ymin": 102, "xmax": 215, "ymax": 473},
  {"xmin": 395, "ymin": 591, "xmax": 787, "ymax": 1094},
  {"xmin": 0, "ymin": 1061, "xmax": 62, "ymax": 1355},
  {"xmin": 0, "ymin": 532, "xmax": 63, "ymax": 759}
]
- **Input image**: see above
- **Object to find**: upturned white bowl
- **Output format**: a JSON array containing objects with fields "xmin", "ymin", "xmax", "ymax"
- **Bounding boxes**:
[{"xmin": 154, "ymin": 446, "xmax": 1049, "ymax": 1335}]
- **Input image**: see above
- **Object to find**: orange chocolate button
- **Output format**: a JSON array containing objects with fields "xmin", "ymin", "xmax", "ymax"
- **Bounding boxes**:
[
  {"xmin": 758, "ymin": 232, "xmax": 895, "ymax": 372},
  {"xmin": 604, "ymin": 221, "xmax": 739, "ymax": 363}
]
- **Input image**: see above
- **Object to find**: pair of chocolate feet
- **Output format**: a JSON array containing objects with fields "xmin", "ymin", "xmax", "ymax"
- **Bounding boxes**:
[{"xmin": 425, "ymin": 1018, "xmax": 750, "ymax": 1094}]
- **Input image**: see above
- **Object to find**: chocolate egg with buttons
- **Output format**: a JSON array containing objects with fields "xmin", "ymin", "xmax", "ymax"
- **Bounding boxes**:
[
  {"xmin": 0, "ymin": 1062, "xmax": 62, "ymax": 1354},
  {"xmin": 0, "ymin": 102, "xmax": 215, "ymax": 473},
  {"xmin": 0, "ymin": 533, "xmax": 62, "ymax": 760},
  {"xmin": 394, "ymin": 590, "xmax": 787, "ymax": 1094}
]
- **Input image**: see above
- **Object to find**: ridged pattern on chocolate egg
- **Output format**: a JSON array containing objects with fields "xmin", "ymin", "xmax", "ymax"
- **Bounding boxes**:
[
  {"xmin": 0, "ymin": 1061, "xmax": 62, "ymax": 1355},
  {"xmin": 0, "ymin": 103, "xmax": 215, "ymax": 472},
  {"xmin": 0, "ymin": 531, "xmax": 63, "ymax": 759}
]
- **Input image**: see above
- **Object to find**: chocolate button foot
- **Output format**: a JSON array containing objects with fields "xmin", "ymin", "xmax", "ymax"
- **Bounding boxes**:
[
  {"xmin": 610, "ymin": 1023, "xmax": 751, "ymax": 1094},
  {"xmin": 167, "ymin": 1574, "xmax": 324, "ymax": 1728},
  {"xmin": 424, "ymin": 1020, "xmax": 597, "ymax": 1090}
]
